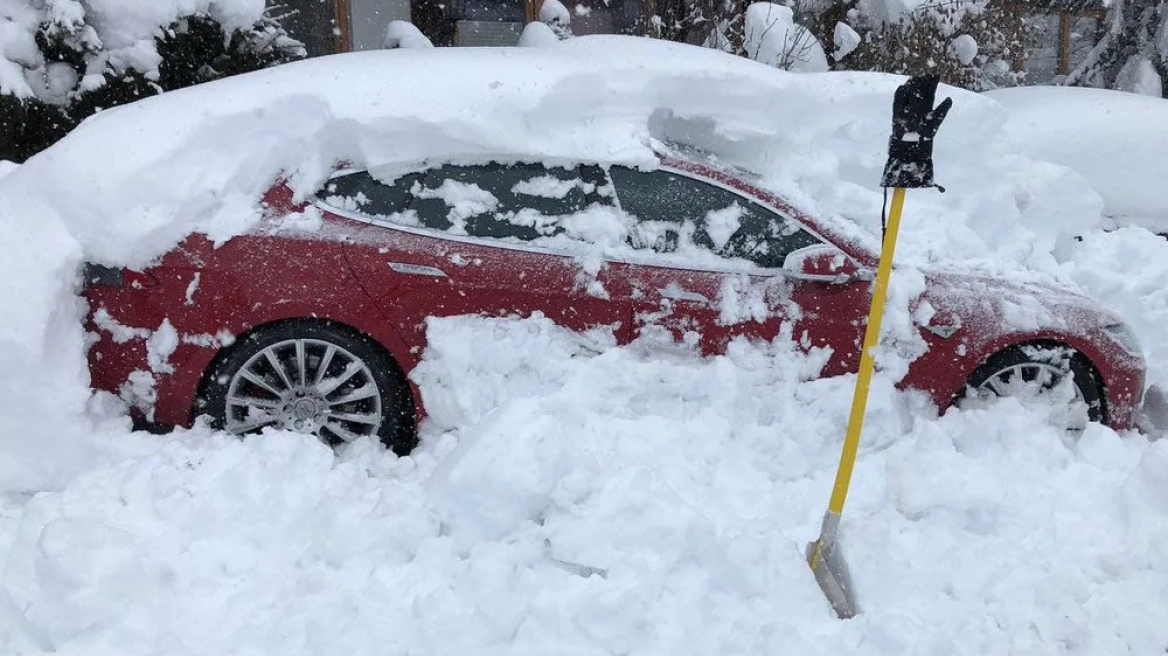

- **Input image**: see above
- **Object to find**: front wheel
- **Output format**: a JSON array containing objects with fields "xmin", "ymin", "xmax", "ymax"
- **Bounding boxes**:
[
  {"xmin": 199, "ymin": 321, "xmax": 416, "ymax": 454},
  {"xmin": 961, "ymin": 343, "xmax": 1104, "ymax": 429}
]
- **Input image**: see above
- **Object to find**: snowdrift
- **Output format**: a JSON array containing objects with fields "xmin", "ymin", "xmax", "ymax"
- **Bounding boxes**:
[{"xmin": 0, "ymin": 36, "xmax": 1165, "ymax": 655}]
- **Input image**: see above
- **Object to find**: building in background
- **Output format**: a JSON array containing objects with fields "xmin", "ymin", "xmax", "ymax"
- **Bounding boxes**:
[
  {"xmin": 271, "ymin": 0, "xmax": 646, "ymax": 52},
  {"xmin": 271, "ymin": 0, "xmax": 1111, "ymax": 88}
]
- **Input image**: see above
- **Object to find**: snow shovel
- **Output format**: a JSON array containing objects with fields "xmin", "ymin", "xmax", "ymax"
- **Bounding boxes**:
[{"xmin": 806, "ymin": 75, "xmax": 952, "ymax": 620}]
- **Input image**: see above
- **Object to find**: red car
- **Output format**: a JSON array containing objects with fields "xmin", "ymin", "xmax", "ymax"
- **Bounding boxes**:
[{"xmin": 84, "ymin": 155, "xmax": 1147, "ymax": 453}]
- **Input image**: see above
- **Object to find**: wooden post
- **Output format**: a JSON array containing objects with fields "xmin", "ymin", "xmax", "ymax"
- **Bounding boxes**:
[
  {"xmin": 334, "ymin": 0, "xmax": 353, "ymax": 53},
  {"xmin": 526, "ymin": 0, "xmax": 542, "ymax": 22},
  {"xmin": 1058, "ymin": 11, "xmax": 1072, "ymax": 75}
]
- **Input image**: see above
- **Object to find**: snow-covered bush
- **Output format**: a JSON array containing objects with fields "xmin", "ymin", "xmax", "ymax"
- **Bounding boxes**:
[
  {"xmin": 519, "ymin": 21, "xmax": 561, "ymax": 48},
  {"xmin": 653, "ymin": 0, "xmax": 1019, "ymax": 88},
  {"xmin": 0, "ymin": 2, "xmax": 304, "ymax": 163},
  {"xmin": 796, "ymin": 0, "xmax": 1029, "ymax": 91},
  {"xmin": 741, "ymin": 3, "xmax": 827, "ymax": 72},
  {"xmin": 539, "ymin": 0, "xmax": 573, "ymax": 40},
  {"xmin": 384, "ymin": 20, "xmax": 434, "ymax": 49}
]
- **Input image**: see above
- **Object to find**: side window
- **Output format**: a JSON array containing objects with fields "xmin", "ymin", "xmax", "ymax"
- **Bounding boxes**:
[
  {"xmin": 315, "ymin": 170, "xmax": 424, "ymax": 221},
  {"xmin": 409, "ymin": 163, "xmax": 613, "ymax": 241},
  {"xmin": 609, "ymin": 166, "xmax": 821, "ymax": 268}
]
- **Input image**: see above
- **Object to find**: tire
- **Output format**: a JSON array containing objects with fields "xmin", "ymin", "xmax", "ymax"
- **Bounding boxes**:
[
  {"xmin": 198, "ymin": 320, "xmax": 417, "ymax": 454},
  {"xmin": 962, "ymin": 343, "xmax": 1105, "ymax": 426}
]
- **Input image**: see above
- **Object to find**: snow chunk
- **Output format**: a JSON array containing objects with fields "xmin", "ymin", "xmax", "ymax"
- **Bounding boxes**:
[
  {"xmin": 91, "ymin": 308, "xmax": 150, "ymax": 344},
  {"xmin": 145, "ymin": 319, "xmax": 178, "ymax": 374},
  {"xmin": 512, "ymin": 174, "xmax": 592, "ymax": 199},
  {"xmin": 413, "ymin": 179, "xmax": 499, "ymax": 226},
  {"xmin": 705, "ymin": 203, "xmax": 744, "ymax": 251}
]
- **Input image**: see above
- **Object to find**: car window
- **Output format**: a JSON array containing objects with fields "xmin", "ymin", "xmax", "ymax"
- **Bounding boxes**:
[
  {"xmin": 609, "ymin": 166, "xmax": 822, "ymax": 268},
  {"xmin": 314, "ymin": 170, "xmax": 425, "ymax": 221},
  {"xmin": 409, "ymin": 163, "xmax": 613, "ymax": 241}
]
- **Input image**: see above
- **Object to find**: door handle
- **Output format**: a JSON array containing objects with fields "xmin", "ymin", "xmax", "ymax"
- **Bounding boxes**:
[
  {"xmin": 658, "ymin": 285, "xmax": 709, "ymax": 304},
  {"xmin": 387, "ymin": 262, "xmax": 447, "ymax": 278}
]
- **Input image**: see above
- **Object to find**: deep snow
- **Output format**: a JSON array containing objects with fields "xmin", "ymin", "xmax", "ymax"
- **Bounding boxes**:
[{"xmin": 0, "ymin": 35, "xmax": 1165, "ymax": 655}]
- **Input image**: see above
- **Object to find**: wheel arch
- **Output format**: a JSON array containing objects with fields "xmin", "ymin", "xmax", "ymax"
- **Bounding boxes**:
[{"xmin": 948, "ymin": 336, "xmax": 1108, "ymax": 424}]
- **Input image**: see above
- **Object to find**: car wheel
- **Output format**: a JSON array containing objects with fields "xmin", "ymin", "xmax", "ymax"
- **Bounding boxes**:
[
  {"xmin": 961, "ymin": 343, "xmax": 1104, "ymax": 429},
  {"xmin": 200, "ymin": 320, "xmax": 417, "ymax": 454}
]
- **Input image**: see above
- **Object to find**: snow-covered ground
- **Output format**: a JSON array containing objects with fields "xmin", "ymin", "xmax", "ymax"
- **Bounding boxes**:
[{"xmin": 0, "ymin": 36, "xmax": 1166, "ymax": 655}]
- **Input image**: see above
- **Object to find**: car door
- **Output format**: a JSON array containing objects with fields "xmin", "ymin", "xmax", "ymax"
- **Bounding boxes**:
[
  {"xmin": 325, "ymin": 162, "xmax": 633, "ymax": 352},
  {"xmin": 606, "ymin": 165, "xmax": 870, "ymax": 377}
]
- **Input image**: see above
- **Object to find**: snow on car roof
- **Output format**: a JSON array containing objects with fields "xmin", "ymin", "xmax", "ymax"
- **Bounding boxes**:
[{"xmin": 0, "ymin": 36, "xmax": 1096, "ymax": 274}]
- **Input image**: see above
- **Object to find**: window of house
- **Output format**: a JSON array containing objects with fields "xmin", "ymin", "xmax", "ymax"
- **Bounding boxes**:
[
  {"xmin": 609, "ymin": 166, "xmax": 821, "ymax": 268},
  {"xmin": 451, "ymin": 0, "xmax": 525, "ymax": 22}
]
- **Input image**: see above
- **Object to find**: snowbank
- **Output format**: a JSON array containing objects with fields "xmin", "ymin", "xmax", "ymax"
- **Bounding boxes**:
[
  {"xmin": 1, "ymin": 316, "xmax": 1165, "ymax": 654},
  {"xmin": 986, "ymin": 85, "xmax": 1168, "ymax": 233}
]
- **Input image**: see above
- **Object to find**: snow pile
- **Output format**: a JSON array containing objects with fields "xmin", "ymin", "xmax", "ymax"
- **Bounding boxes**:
[
  {"xmin": 987, "ymin": 86, "xmax": 1168, "ymax": 233},
  {"xmin": 1, "ymin": 316, "xmax": 1166, "ymax": 654}
]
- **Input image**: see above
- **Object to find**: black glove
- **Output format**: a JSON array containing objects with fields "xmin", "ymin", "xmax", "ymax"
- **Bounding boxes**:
[{"xmin": 880, "ymin": 75, "xmax": 952, "ymax": 189}]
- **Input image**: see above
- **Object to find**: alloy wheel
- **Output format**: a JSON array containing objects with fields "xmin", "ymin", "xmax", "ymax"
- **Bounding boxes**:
[
  {"xmin": 223, "ymin": 338, "xmax": 383, "ymax": 444},
  {"xmin": 972, "ymin": 361, "xmax": 1088, "ymax": 429}
]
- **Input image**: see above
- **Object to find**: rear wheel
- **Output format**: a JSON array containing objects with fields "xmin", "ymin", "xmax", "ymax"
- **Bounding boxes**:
[
  {"xmin": 199, "ymin": 321, "xmax": 416, "ymax": 454},
  {"xmin": 961, "ymin": 343, "xmax": 1104, "ymax": 429}
]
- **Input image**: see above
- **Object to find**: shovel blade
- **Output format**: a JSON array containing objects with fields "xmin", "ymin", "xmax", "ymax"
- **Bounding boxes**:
[
  {"xmin": 1137, "ymin": 383, "xmax": 1168, "ymax": 439},
  {"xmin": 806, "ymin": 537, "xmax": 859, "ymax": 619}
]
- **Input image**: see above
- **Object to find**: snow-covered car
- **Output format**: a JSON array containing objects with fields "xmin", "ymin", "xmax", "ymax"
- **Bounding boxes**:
[
  {"xmin": 986, "ymin": 85, "xmax": 1168, "ymax": 235},
  {"xmin": 84, "ymin": 152, "xmax": 1148, "ymax": 453}
]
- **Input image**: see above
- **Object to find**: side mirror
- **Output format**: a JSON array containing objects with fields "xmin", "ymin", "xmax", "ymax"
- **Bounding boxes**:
[{"xmin": 782, "ymin": 245, "xmax": 872, "ymax": 284}]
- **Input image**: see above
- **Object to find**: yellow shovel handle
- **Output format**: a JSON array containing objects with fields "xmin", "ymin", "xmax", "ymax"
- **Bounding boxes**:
[{"xmin": 827, "ymin": 187, "xmax": 906, "ymax": 515}]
